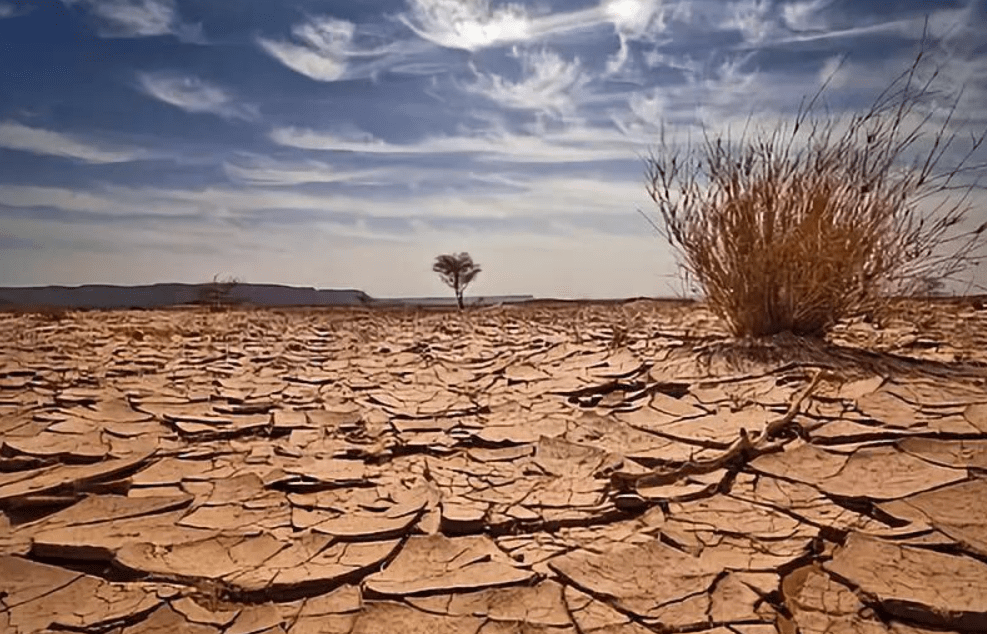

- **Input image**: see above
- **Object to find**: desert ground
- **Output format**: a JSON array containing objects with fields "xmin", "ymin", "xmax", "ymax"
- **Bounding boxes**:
[{"xmin": 2, "ymin": 298, "xmax": 987, "ymax": 634}]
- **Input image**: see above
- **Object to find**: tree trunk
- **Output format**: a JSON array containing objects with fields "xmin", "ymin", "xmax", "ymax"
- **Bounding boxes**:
[{"xmin": 456, "ymin": 290, "xmax": 464, "ymax": 310}]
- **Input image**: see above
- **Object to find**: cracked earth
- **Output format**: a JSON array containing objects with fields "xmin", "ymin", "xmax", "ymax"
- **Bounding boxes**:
[{"xmin": 2, "ymin": 299, "xmax": 987, "ymax": 634}]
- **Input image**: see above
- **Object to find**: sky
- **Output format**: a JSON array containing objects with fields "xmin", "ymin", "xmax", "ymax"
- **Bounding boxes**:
[{"xmin": 1, "ymin": 0, "xmax": 985, "ymax": 299}]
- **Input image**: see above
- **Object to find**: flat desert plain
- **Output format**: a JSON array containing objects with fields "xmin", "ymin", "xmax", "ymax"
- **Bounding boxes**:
[{"xmin": 2, "ymin": 299, "xmax": 987, "ymax": 634}]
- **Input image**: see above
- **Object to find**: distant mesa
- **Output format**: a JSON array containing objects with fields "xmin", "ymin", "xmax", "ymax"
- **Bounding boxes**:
[{"xmin": 0, "ymin": 284, "xmax": 534, "ymax": 309}]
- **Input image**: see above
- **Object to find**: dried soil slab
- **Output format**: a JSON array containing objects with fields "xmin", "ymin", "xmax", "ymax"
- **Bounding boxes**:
[
  {"xmin": 886, "ymin": 379, "xmax": 987, "ymax": 409},
  {"xmin": 473, "ymin": 414, "xmax": 568, "ymax": 445},
  {"xmin": 31, "ymin": 509, "xmax": 216, "ymax": 561},
  {"xmin": 549, "ymin": 540, "xmax": 722, "ymax": 619},
  {"xmin": 636, "ymin": 470, "xmax": 726, "ymax": 502},
  {"xmin": 0, "ymin": 451, "xmax": 152, "ymax": 507},
  {"xmin": 0, "ymin": 513, "xmax": 30, "ymax": 556},
  {"xmin": 178, "ymin": 500, "xmax": 292, "ymax": 532},
  {"xmin": 897, "ymin": 437, "xmax": 987, "ymax": 470},
  {"xmin": 637, "ymin": 571, "xmax": 777, "ymax": 631},
  {"xmin": 364, "ymin": 534, "xmax": 536, "ymax": 597},
  {"xmin": 825, "ymin": 532, "xmax": 987, "ymax": 631},
  {"xmin": 120, "ymin": 605, "xmax": 220, "ymax": 634},
  {"xmin": 130, "ymin": 457, "xmax": 216, "ymax": 486},
  {"xmin": 228, "ymin": 535, "xmax": 402, "ymax": 596},
  {"xmin": 965, "ymin": 403, "xmax": 987, "ymax": 432},
  {"xmin": 282, "ymin": 458, "xmax": 369, "ymax": 487},
  {"xmin": 0, "ymin": 556, "xmax": 162, "ymax": 633},
  {"xmin": 570, "ymin": 412, "xmax": 718, "ymax": 465},
  {"xmin": 894, "ymin": 478, "xmax": 987, "ymax": 556},
  {"xmin": 116, "ymin": 533, "xmax": 287, "ymax": 581},
  {"xmin": 3, "ymin": 430, "xmax": 108, "ymax": 461},
  {"xmin": 440, "ymin": 496, "xmax": 491, "ymax": 533},
  {"xmin": 172, "ymin": 596, "xmax": 240, "ymax": 628},
  {"xmin": 563, "ymin": 586, "xmax": 656, "ymax": 634},
  {"xmin": 407, "ymin": 580, "xmax": 571, "ymax": 628},
  {"xmin": 749, "ymin": 442, "xmax": 966, "ymax": 500},
  {"xmin": 783, "ymin": 565, "xmax": 914, "ymax": 634},
  {"xmin": 854, "ymin": 390, "xmax": 923, "ymax": 426},
  {"xmin": 665, "ymin": 494, "xmax": 817, "ymax": 544},
  {"xmin": 349, "ymin": 602, "xmax": 483, "ymax": 634},
  {"xmin": 729, "ymin": 473, "xmax": 890, "ymax": 534},
  {"xmin": 21, "ymin": 492, "xmax": 193, "ymax": 531},
  {"xmin": 656, "ymin": 407, "xmax": 775, "ymax": 448},
  {"xmin": 280, "ymin": 585, "xmax": 361, "ymax": 634},
  {"xmin": 312, "ymin": 506, "xmax": 424, "ymax": 541}
]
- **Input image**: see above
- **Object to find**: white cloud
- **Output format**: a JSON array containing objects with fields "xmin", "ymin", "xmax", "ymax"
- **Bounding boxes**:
[
  {"xmin": 137, "ymin": 73, "xmax": 257, "ymax": 120},
  {"xmin": 398, "ymin": 0, "xmax": 533, "ymax": 51},
  {"xmin": 612, "ymin": 52, "xmax": 762, "ymax": 138},
  {"xmin": 818, "ymin": 54, "xmax": 848, "ymax": 89},
  {"xmin": 725, "ymin": 0, "xmax": 775, "ymax": 44},
  {"xmin": 0, "ymin": 167, "xmax": 655, "ymax": 224},
  {"xmin": 60, "ymin": 0, "xmax": 201, "ymax": 40},
  {"xmin": 625, "ymin": 91, "xmax": 668, "ymax": 128},
  {"xmin": 782, "ymin": 0, "xmax": 833, "ymax": 32},
  {"xmin": 395, "ymin": 0, "xmax": 675, "ymax": 57},
  {"xmin": 257, "ymin": 15, "xmax": 436, "ymax": 82},
  {"xmin": 604, "ymin": 34, "xmax": 629, "ymax": 75},
  {"xmin": 603, "ymin": 0, "xmax": 667, "ymax": 39},
  {"xmin": 222, "ymin": 155, "xmax": 439, "ymax": 187},
  {"xmin": 462, "ymin": 48, "xmax": 588, "ymax": 116},
  {"xmin": 598, "ymin": 0, "xmax": 677, "ymax": 75},
  {"xmin": 0, "ymin": 120, "xmax": 144, "ymax": 163},
  {"xmin": 269, "ymin": 122, "xmax": 647, "ymax": 164},
  {"xmin": 258, "ymin": 17, "xmax": 355, "ymax": 82}
]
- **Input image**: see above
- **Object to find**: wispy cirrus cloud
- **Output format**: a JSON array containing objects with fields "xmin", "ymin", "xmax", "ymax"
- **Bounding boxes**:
[
  {"xmin": 60, "ymin": 0, "xmax": 202, "ymax": 41},
  {"xmin": 0, "ymin": 169, "xmax": 656, "ymax": 226},
  {"xmin": 396, "ymin": 0, "xmax": 656, "ymax": 52},
  {"xmin": 269, "ymin": 122, "xmax": 646, "ymax": 164},
  {"xmin": 0, "ymin": 120, "xmax": 144, "ymax": 163},
  {"xmin": 398, "ymin": 0, "xmax": 535, "ymax": 51},
  {"xmin": 258, "ymin": 16, "xmax": 355, "ymax": 82},
  {"xmin": 603, "ymin": 0, "xmax": 667, "ymax": 39},
  {"xmin": 137, "ymin": 73, "xmax": 258, "ymax": 120},
  {"xmin": 396, "ymin": 0, "xmax": 673, "ymax": 80},
  {"xmin": 601, "ymin": 0, "xmax": 672, "ymax": 73},
  {"xmin": 725, "ymin": 0, "xmax": 776, "ymax": 45},
  {"xmin": 222, "ymin": 155, "xmax": 399, "ymax": 187},
  {"xmin": 781, "ymin": 0, "xmax": 835, "ymax": 33},
  {"xmin": 257, "ymin": 15, "xmax": 436, "ymax": 82},
  {"xmin": 462, "ymin": 48, "xmax": 589, "ymax": 116}
]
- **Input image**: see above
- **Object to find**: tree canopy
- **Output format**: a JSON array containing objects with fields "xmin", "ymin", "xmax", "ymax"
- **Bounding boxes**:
[{"xmin": 433, "ymin": 252, "xmax": 481, "ymax": 309}]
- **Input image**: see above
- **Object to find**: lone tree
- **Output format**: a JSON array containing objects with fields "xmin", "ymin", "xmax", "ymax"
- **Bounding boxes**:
[
  {"xmin": 641, "ymin": 40, "xmax": 986, "ymax": 338},
  {"xmin": 433, "ymin": 252, "xmax": 481, "ymax": 309}
]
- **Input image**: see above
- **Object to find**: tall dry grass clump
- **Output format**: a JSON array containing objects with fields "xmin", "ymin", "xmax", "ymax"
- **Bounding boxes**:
[{"xmin": 643, "ymin": 46, "xmax": 986, "ymax": 338}]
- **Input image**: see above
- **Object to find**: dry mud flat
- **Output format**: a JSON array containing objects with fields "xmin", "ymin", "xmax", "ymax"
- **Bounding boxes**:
[{"xmin": 2, "ymin": 300, "xmax": 987, "ymax": 634}]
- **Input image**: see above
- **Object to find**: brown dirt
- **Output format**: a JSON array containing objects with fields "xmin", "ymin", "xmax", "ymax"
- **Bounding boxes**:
[{"xmin": 1, "ymin": 299, "xmax": 987, "ymax": 633}]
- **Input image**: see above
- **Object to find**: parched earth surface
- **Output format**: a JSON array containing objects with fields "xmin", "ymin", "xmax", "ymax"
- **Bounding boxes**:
[{"xmin": 2, "ymin": 299, "xmax": 987, "ymax": 634}]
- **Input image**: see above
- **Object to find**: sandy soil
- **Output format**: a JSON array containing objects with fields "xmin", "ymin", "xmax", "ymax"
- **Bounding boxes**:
[{"xmin": 1, "ymin": 299, "xmax": 987, "ymax": 633}]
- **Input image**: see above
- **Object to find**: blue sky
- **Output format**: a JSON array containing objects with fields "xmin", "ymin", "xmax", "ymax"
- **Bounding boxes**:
[{"xmin": 1, "ymin": 0, "xmax": 985, "ymax": 298}]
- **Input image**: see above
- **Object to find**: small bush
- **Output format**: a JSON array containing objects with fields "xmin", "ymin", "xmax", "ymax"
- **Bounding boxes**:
[{"xmin": 642, "ymin": 44, "xmax": 986, "ymax": 338}]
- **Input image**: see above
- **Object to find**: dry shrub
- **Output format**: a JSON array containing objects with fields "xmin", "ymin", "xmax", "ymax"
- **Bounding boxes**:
[
  {"xmin": 643, "ymin": 44, "xmax": 987, "ymax": 338},
  {"xmin": 198, "ymin": 274, "xmax": 243, "ymax": 312}
]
